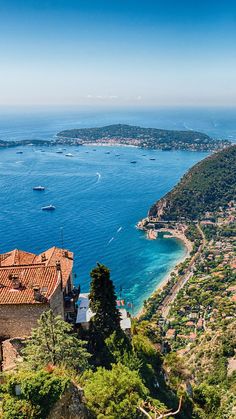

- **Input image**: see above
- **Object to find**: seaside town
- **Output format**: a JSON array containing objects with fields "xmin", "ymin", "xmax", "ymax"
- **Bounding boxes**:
[
  {"xmin": 56, "ymin": 124, "xmax": 230, "ymax": 151},
  {"xmin": 137, "ymin": 201, "xmax": 236, "ymax": 362}
]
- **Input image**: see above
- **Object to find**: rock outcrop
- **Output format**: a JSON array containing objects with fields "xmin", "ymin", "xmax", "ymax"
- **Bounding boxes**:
[{"xmin": 47, "ymin": 383, "xmax": 89, "ymax": 419}]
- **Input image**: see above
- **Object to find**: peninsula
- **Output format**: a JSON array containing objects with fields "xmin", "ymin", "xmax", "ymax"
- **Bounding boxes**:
[
  {"xmin": 0, "ymin": 124, "xmax": 231, "ymax": 152},
  {"xmin": 57, "ymin": 124, "xmax": 230, "ymax": 151}
]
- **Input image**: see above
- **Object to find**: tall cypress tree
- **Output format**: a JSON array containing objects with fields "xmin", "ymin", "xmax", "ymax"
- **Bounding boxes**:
[{"xmin": 89, "ymin": 263, "xmax": 121, "ymax": 355}]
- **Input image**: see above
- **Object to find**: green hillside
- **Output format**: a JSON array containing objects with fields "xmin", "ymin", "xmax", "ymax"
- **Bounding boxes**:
[
  {"xmin": 149, "ymin": 145, "xmax": 236, "ymax": 220},
  {"xmin": 57, "ymin": 124, "xmax": 230, "ymax": 151}
]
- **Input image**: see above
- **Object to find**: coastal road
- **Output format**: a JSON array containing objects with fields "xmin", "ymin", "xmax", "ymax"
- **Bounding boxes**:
[{"xmin": 161, "ymin": 223, "xmax": 206, "ymax": 319}]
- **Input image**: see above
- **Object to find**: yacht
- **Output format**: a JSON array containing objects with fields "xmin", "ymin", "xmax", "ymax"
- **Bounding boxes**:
[
  {"xmin": 65, "ymin": 153, "xmax": 74, "ymax": 157},
  {"xmin": 41, "ymin": 205, "xmax": 55, "ymax": 211},
  {"xmin": 33, "ymin": 186, "xmax": 45, "ymax": 191},
  {"xmin": 130, "ymin": 160, "xmax": 137, "ymax": 164}
]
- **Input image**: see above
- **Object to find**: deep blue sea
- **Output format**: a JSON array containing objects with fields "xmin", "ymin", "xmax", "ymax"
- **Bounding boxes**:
[{"xmin": 0, "ymin": 106, "xmax": 235, "ymax": 313}]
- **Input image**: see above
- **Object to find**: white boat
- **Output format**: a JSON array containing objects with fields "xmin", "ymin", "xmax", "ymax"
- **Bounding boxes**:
[
  {"xmin": 56, "ymin": 149, "xmax": 63, "ymax": 153},
  {"xmin": 65, "ymin": 153, "xmax": 74, "ymax": 157},
  {"xmin": 33, "ymin": 186, "xmax": 45, "ymax": 191},
  {"xmin": 41, "ymin": 204, "xmax": 55, "ymax": 211}
]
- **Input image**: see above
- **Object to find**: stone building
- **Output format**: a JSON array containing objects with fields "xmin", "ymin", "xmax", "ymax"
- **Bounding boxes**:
[{"xmin": 0, "ymin": 247, "xmax": 78, "ymax": 340}]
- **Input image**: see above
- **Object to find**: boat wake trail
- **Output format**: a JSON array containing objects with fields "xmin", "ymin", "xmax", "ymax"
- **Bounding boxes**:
[
  {"xmin": 95, "ymin": 172, "xmax": 101, "ymax": 183},
  {"xmin": 78, "ymin": 172, "xmax": 102, "ymax": 193},
  {"xmin": 108, "ymin": 226, "xmax": 123, "ymax": 244}
]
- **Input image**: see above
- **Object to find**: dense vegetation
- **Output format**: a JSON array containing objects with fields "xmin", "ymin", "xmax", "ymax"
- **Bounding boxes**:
[
  {"xmin": 0, "ymin": 265, "xmax": 184, "ymax": 419},
  {"xmin": 149, "ymin": 145, "xmax": 236, "ymax": 220},
  {"xmin": 1, "ymin": 247, "xmax": 236, "ymax": 417},
  {"xmin": 0, "ymin": 369, "xmax": 69, "ymax": 419},
  {"xmin": 57, "ymin": 124, "xmax": 229, "ymax": 151}
]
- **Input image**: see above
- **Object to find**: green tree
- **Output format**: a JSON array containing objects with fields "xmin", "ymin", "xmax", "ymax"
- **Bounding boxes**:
[
  {"xmin": 105, "ymin": 331, "xmax": 142, "ymax": 372},
  {"xmin": 82, "ymin": 363, "xmax": 149, "ymax": 419},
  {"xmin": 2, "ymin": 398, "xmax": 37, "ymax": 419},
  {"xmin": 89, "ymin": 263, "xmax": 121, "ymax": 353},
  {"xmin": 193, "ymin": 383, "xmax": 221, "ymax": 415},
  {"xmin": 2, "ymin": 369, "xmax": 69, "ymax": 419},
  {"xmin": 23, "ymin": 310, "xmax": 90, "ymax": 371}
]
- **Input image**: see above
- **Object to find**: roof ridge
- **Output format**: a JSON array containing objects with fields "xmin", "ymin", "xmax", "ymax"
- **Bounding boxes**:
[{"xmin": 0, "ymin": 264, "xmax": 57, "ymax": 270}]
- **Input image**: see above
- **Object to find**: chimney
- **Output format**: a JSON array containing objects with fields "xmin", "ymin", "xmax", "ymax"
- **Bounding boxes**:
[
  {"xmin": 41, "ymin": 253, "xmax": 46, "ymax": 262},
  {"xmin": 10, "ymin": 274, "xmax": 21, "ymax": 289},
  {"xmin": 64, "ymin": 250, "xmax": 68, "ymax": 258},
  {"xmin": 56, "ymin": 261, "xmax": 63, "ymax": 290},
  {"xmin": 56, "ymin": 260, "xmax": 61, "ymax": 271},
  {"xmin": 33, "ymin": 285, "xmax": 42, "ymax": 302}
]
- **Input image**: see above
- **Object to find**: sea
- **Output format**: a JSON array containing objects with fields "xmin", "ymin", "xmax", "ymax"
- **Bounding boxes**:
[{"xmin": 0, "ymin": 106, "xmax": 235, "ymax": 314}]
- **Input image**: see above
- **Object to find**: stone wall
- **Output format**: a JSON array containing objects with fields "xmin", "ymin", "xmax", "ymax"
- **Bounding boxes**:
[
  {"xmin": 49, "ymin": 280, "xmax": 65, "ymax": 318},
  {"xmin": 0, "ymin": 280, "xmax": 65, "ymax": 340},
  {"xmin": 1, "ymin": 337, "xmax": 25, "ymax": 371},
  {"xmin": 0, "ymin": 303, "xmax": 48, "ymax": 339}
]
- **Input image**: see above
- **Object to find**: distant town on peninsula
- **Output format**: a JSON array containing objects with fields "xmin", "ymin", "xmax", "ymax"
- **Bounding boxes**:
[
  {"xmin": 0, "ymin": 124, "xmax": 231, "ymax": 152},
  {"xmin": 57, "ymin": 124, "xmax": 230, "ymax": 151}
]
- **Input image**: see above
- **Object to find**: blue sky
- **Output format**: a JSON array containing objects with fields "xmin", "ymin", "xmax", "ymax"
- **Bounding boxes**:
[{"xmin": 0, "ymin": 0, "xmax": 236, "ymax": 106}]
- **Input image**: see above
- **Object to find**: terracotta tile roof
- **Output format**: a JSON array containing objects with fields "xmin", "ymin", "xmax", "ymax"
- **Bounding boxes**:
[
  {"xmin": 0, "ymin": 266, "xmax": 59, "ymax": 304},
  {"xmin": 0, "ymin": 247, "xmax": 73, "ymax": 305},
  {"xmin": 166, "ymin": 329, "xmax": 176, "ymax": 339},
  {"xmin": 0, "ymin": 250, "xmax": 37, "ymax": 267},
  {"xmin": 36, "ymin": 247, "xmax": 73, "ymax": 288},
  {"xmin": 185, "ymin": 321, "xmax": 195, "ymax": 327},
  {"xmin": 231, "ymin": 294, "xmax": 236, "ymax": 303},
  {"xmin": 227, "ymin": 285, "xmax": 236, "ymax": 293}
]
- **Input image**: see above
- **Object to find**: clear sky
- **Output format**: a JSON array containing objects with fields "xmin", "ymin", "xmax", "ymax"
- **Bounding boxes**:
[{"xmin": 0, "ymin": 0, "xmax": 236, "ymax": 107}]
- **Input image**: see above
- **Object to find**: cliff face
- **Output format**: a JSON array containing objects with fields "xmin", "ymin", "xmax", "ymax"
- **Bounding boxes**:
[
  {"xmin": 149, "ymin": 146, "xmax": 236, "ymax": 221},
  {"xmin": 149, "ymin": 198, "xmax": 167, "ymax": 218},
  {"xmin": 47, "ymin": 383, "xmax": 89, "ymax": 419}
]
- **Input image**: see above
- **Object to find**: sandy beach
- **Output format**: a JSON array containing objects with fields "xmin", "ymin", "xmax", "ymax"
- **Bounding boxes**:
[{"xmin": 157, "ymin": 228, "xmax": 193, "ymax": 253}]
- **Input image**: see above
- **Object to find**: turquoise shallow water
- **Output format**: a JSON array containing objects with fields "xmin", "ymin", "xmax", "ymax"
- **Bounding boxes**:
[{"xmin": 0, "ymin": 107, "xmax": 221, "ymax": 313}]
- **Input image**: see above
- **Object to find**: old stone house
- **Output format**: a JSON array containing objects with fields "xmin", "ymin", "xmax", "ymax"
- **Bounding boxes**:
[{"xmin": 0, "ymin": 247, "xmax": 78, "ymax": 340}]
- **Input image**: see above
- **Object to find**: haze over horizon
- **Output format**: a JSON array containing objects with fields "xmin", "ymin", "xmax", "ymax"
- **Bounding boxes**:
[{"xmin": 1, "ymin": 0, "xmax": 236, "ymax": 107}]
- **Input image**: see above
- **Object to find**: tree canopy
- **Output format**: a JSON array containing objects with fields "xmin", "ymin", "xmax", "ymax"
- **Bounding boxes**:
[
  {"xmin": 89, "ymin": 263, "xmax": 122, "ymax": 355},
  {"xmin": 23, "ymin": 310, "xmax": 90, "ymax": 372},
  {"xmin": 82, "ymin": 363, "xmax": 148, "ymax": 419}
]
